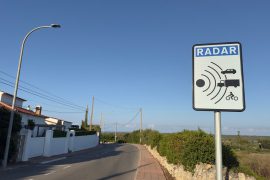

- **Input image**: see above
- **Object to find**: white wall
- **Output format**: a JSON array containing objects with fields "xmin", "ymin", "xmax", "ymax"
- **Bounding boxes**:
[
  {"xmin": 21, "ymin": 130, "xmax": 99, "ymax": 161},
  {"xmin": 22, "ymin": 130, "xmax": 45, "ymax": 161},
  {"xmin": 70, "ymin": 134, "xmax": 99, "ymax": 152},
  {"xmin": 50, "ymin": 137, "xmax": 68, "ymax": 156},
  {"xmin": 28, "ymin": 137, "xmax": 45, "ymax": 158}
]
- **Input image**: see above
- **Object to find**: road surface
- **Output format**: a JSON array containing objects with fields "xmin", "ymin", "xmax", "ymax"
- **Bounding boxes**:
[{"xmin": 0, "ymin": 143, "xmax": 140, "ymax": 180}]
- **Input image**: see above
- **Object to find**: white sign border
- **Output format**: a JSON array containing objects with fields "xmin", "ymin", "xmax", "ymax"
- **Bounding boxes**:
[{"xmin": 192, "ymin": 42, "xmax": 246, "ymax": 112}]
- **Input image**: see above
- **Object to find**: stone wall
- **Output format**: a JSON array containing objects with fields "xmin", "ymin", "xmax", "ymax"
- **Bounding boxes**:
[{"xmin": 145, "ymin": 145, "xmax": 255, "ymax": 180}]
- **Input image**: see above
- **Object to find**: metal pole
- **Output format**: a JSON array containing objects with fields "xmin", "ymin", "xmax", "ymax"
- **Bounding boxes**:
[
  {"xmin": 90, "ymin": 96, "xmax": 94, "ymax": 131},
  {"xmin": 115, "ymin": 122, "xmax": 117, "ymax": 142},
  {"xmin": 2, "ymin": 25, "xmax": 59, "ymax": 168},
  {"xmin": 214, "ymin": 111, "xmax": 223, "ymax": 180},
  {"xmin": 100, "ymin": 112, "xmax": 103, "ymax": 133},
  {"xmin": 140, "ymin": 108, "xmax": 142, "ymax": 144}
]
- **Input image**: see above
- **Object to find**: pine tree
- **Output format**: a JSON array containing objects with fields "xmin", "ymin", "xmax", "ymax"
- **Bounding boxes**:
[{"xmin": 84, "ymin": 105, "xmax": 88, "ymax": 126}]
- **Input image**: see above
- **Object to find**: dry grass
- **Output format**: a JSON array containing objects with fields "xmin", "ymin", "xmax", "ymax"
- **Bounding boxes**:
[{"xmin": 236, "ymin": 152, "xmax": 270, "ymax": 179}]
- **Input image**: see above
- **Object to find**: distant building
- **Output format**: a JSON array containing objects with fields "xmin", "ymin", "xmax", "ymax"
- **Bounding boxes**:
[{"xmin": 45, "ymin": 117, "xmax": 72, "ymax": 130}]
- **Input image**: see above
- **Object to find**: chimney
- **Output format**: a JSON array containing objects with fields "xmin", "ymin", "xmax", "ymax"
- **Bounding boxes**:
[{"xmin": 35, "ymin": 106, "xmax": 42, "ymax": 116}]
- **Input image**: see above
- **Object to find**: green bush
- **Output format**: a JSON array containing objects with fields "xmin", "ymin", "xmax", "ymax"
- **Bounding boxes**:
[
  {"xmin": 223, "ymin": 144, "xmax": 239, "ymax": 168},
  {"xmin": 100, "ymin": 133, "xmax": 115, "ymax": 142},
  {"xmin": 142, "ymin": 129, "xmax": 161, "ymax": 148},
  {"xmin": 125, "ymin": 129, "xmax": 239, "ymax": 173},
  {"xmin": 177, "ymin": 130, "xmax": 216, "ymax": 172},
  {"xmin": 53, "ymin": 130, "xmax": 67, "ymax": 138},
  {"xmin": 75, "ymin": 130, "xmax": 96, "ymax": 136},
  {"xmin": 157, "ymin": 134, "xmax": 170, "ymax": 157},
  {"xmin": 27, "ymin": 119, "xmax": 35, "ymax": 130},
  {"xmin": 124, "ymin": 130, "xmax": 140, "ymax": 144},
  {"xmin": 260, "ymin": 139, "xmax": 270, "ymax": 149},
  {"xmin": 0, "ymin": 108, "xmax": 22, "ymax": 161}
]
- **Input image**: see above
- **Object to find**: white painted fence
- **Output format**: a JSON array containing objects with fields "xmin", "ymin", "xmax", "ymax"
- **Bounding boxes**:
[
  {"xmin": 21, "ymin": 130, "xmax": 99, "ymax": 161},
  {"xmin": 68, "ymin": 131, "xmax": 99, "ymax": 152},
  {"xmin": 22, "ymin": 130, "xmax": 45, "ymax": 161}
]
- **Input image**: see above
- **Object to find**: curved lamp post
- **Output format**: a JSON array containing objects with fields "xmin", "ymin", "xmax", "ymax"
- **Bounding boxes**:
[{"xmin": 2, "ymin": 24, "xmax": 61, "ymax": 168}]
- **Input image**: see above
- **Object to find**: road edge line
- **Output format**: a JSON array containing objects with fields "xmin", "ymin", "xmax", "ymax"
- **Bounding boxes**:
[
  {"xmin": 134, "ymin": 144, "xmax": 141, "ymax": 180},
  {"xmin": 40, "ymin": 157, "xmax": 66, "ymax": 164}
]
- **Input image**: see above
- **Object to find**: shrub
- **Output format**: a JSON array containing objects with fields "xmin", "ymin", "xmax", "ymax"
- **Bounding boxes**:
[
  {"xmin": 157, "ymin": 134, "xmax": 169, "ymax": 157},
  {"xmin": 142, "ymin": 129, "xmax": 161, "ymax": 148},
  {"xmin": 27, "ymin": 119, "xmax": 35, "ymax": 130},
  {"xmin": 75, "ymin": 130, "xmax": 96, "ymax": 136},
  {"xmin": 100, "ymin": 133, "xmax": 115, "ymax": 142},
  {"xmin": 0, "ymin": 108, "xmax": 22, "ymax": 161},
  {"xmin": 157, "ymin": 130, "xmax": 238, "ymax": 173},
  {"xmin": 223, "ymin": 144, "xmax": 239, "ymax": 168},
  {"xmin": 260, "ymin": 139, "xmax": 270, "ymax": 149},
  {"xmin": 124, "ymin": 130, "xmax": 140, "ymax": 144},
  {"xmin": 178, "ymin": 130, "xmax": 216, "ymax": 172},
  {"xmin": 125, "ymin": 129, "xmax": 239, "ymax": 173},
  {"xmin": 53, "ymin": 130, "xmax": 67, "ymax": 138}
]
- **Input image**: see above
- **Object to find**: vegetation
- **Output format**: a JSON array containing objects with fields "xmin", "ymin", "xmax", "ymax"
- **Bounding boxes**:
[
  {"xmin": 223, "ymin": 135, "xmax": 270, "ymax": 179},
  {"xmin": 0, "ymin": 108, "xmax": 22, "ymax": 162},
  {"xmin": 81, "ymin": 119, "xmax": 100, "ymax": 133},
  {"xmin": 100, "ymin": 132, "xmax": 115, "ymax": 142},
  {"xmin": 27, "ymin": 119, "xmax": 35, "ymax": 130},
  {"xmin": 53, "ymin": 130, "xmax": 67, "ymax": 138},
  {"xmin": 123, "ymin": 129, "xmax": 238, "ymax": 173},
  {"xmin": 101, "ymin": 129, "xmax": 270, "ymax": 178},
  {"xmin": 75, "ymin": 130, "xmax": 96, "ymax": 136}
]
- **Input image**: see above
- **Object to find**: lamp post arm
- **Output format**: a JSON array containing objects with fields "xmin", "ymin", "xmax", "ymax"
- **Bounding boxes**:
[
  {"xmin": 12, "ymin": 26, "xmax": 51, "ymax": 108},
  {"xmin": 2, "ymin": 25, "xmax": 52, "ymax": 168}
]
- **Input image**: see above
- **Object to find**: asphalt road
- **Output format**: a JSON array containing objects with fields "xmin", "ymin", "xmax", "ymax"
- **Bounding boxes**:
[{"xmin": 0, "ymin": 143, "xmax": 140, "ymax": 180}]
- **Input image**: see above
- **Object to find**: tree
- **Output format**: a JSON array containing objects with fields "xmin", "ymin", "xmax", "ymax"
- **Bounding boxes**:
[{"xmin": 0, "ymin": 108, "xmax": 22, "ymax": 162}]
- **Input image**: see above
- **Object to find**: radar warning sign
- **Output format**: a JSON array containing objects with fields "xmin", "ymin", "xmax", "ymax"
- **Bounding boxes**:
[{"xmin": 193, "ymin": 42, "xmax": 245, "ymax": 111}]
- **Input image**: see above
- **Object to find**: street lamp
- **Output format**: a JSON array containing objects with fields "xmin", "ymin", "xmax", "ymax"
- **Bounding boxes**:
[{"xmin": 2, "ymin": 24, "xmax": 61, "ymax": 168}]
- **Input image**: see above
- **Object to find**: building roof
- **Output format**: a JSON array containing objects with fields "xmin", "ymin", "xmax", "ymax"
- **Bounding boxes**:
[
  {"xmin": 0, "ymin": 91, "xmax": 26, "ymax": 101},
  {"xmin": 45, "ymin": 116, "xmax": 72, "ymax": 124},
  {"xmin": 0, "ymin": 101, "xmax": 47, "ymax": 118}
]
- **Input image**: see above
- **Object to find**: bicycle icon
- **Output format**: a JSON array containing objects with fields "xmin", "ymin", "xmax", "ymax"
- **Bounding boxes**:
[{"xmin": 226, "ymin": 92, "xmax": 238, "ymax": 101}]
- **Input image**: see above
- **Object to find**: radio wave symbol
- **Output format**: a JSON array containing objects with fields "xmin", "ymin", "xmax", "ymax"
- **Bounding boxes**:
[
  {"xmin": 210, "ymin": 62, "xmax": 228, "ymax": 104},
  {"xmin": 198, "ymin": 62, "xmax": 227, "ymax": 104}
]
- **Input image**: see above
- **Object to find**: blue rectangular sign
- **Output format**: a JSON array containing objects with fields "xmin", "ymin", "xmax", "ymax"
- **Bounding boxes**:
[{"xmin": 195, "ymin": 45, "xmax": 239, "ymax": 57}]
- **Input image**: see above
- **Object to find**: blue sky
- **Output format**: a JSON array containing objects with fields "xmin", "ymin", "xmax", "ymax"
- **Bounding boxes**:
[{"xmin": 0, "ymin": 1, "xmax": 269, "ymax": 135}]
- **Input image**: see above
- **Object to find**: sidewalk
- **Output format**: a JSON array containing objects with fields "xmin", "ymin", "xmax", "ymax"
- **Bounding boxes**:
[{"xmin": 135, "ymin": 145, "xmax": 166, "ymax": 180}]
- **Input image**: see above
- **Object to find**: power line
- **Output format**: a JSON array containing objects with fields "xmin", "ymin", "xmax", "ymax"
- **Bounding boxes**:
[
  {"xmin": 0, "ymin": 79, "xmax": 85, "ymax": 111},
  {"xmin": 120, "ymin": 110, "xmax": 141, "ymax": 126},
  {"xmin": 95, "ymin": 97, "xmax": 138, "ymax": 111},
  {"xmin": 0, "ymin": 70, "xmax": 85, "ymax": 109},
  {"xmin": 42, "ymin": 110, "xmax": 84, "ymax": 114},
  {"xmin": 0, "ymin": 77, "xmax": 84, "ymax": 110}
]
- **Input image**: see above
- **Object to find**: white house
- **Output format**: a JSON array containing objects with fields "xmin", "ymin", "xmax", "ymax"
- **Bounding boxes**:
[
  {"xmin": 0, "ymin": 91, "xmax": 72, "ymax": 136},
  {"xmin": 45, "ymin": 117, "xmax": 72, "ymax": 130}
]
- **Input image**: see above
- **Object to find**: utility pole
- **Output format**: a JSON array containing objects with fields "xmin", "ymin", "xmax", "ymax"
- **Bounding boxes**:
[
  {"xmin": 84, "ymin": 105, "xmax": 88, "ymax": 126},
  {"xmin": 100, "ymin": 112, "xmax": 103, "ymax": 133},
  {"xmin": 115, "ymin": 122, "xmax": 117, "ymax": 142},
  {"xmin": 140, "ymin": 108, "xmax": 142, "ymax": 144},
  {"xmin": 90, "ymin": 96, "xmax": 94, "ymax": 131}
]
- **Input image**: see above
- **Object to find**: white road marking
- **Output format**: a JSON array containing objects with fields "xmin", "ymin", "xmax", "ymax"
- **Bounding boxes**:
[
  {"xmin": 63, "ymin": 165, "xmax": 71, "ymax": 169},
  {"xmin": 40, "ymin": 157, "xmax": 66, "ymax": 164},
  {"xmin": 44, "ymin": 170, "xmax": 56, "ymax": 176}
]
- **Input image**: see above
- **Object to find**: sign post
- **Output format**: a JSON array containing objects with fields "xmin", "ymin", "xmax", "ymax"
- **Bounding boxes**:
[
  {"xmin": 192, "ymin": 42, "xmax": 245, "ymax": 180},
  {"xmin": 214, "ymin": 111, "xmax": 222, "ymax": 180}
]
